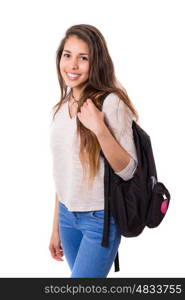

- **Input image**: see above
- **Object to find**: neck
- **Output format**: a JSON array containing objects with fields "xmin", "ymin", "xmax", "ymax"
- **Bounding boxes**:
[
  {"xmin": 71, "ymin": 83, "xmax": 87, "ymax": 100},
  {"xmin": 71, "ymin": 88, "xmax": 81, "ymax": 100}
]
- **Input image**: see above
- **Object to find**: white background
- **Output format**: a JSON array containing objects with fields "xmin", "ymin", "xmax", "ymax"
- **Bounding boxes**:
[{"xmin": 0, "ymin": 0, "xmax": 184, "ymax": 277}]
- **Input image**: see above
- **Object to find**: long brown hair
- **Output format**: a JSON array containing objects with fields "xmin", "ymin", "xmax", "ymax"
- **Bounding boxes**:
[{"xmin": 52, "ymin": 24, "xmax": 139, "ymax": 189}]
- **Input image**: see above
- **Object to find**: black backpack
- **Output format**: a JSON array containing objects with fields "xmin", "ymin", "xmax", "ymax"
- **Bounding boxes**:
[{"xmin": 99, "ymin": 95, "xmax": 171, "ymax": 272}]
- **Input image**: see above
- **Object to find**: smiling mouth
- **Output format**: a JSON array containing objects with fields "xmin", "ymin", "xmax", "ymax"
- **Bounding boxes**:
[{"xmin": 66, "ymin": 72, "xmax": 81, "ymax": 80}]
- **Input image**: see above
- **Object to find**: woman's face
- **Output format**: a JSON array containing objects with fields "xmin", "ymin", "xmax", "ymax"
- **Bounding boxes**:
[{"xmin": 60, "ymin": 35, "xmax": 90, "ymax": 90}]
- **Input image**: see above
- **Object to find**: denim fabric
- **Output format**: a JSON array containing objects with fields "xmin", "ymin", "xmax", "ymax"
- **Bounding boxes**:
[{"xmin": 58, "ymin": 201, "xmax": 121, "ymax": 278}]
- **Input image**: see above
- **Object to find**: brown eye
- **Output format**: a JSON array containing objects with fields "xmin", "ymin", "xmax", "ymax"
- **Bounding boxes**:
[{"xmin": 80, "ymin": 57, "xmax": 88, "ymax": 61}]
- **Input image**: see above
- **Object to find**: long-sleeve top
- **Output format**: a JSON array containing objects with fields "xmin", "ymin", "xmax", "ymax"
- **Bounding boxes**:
[{"xmin": 49, "ymin": 92, "xmax": 138, "ymax": 211}]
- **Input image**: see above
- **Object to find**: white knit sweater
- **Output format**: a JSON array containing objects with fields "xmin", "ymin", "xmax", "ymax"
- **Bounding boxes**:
[{"xmin": 50, "ymin": 92, "xmax": 138, "ymax": 211}]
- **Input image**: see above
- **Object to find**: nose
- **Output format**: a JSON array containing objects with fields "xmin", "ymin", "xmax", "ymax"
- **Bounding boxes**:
[{"xmin": 70, "ymin": 57, "xmax": 78, "ymax": 70}]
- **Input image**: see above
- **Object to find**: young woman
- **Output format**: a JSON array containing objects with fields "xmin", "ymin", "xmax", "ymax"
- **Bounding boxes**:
[{"xmin": 49, "ymin": 24, "xmax": 139, "ymax": 278}]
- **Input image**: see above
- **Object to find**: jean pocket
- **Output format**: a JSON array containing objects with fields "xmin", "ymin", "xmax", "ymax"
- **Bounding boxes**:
[
  {"xmin": 90, "ymin": 210, "xmax": 104, "ymax": 220},
  {"xmin": 90, "ymin": 210, "xmax": 116, "ymax": 224}
]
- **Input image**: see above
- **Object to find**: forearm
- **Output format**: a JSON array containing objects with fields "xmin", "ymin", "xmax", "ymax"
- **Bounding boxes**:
[
  {"xmin": 52, "ymin": 193, "xmax": 59, "ymax": 234},
  {"xmin": 95, "ymin": 123, "xmax": 131, "ymax": 172}
]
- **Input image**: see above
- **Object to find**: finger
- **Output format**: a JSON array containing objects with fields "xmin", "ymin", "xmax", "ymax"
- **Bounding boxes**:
[
  {"xmin": 56, "ymin": 246, "xmax": 64, "ymax": 255},
  {"xmin": 53, "ymin": 254, "xmax": 64, "ymax": 261},
  {"xmin": 55, "ymin": 254, "xmax": 64, "ymax": 261},
  {"xmin": 55, "ymin": 250, "xmax": 64, "ymax": 261},
  {"xmin": 49, "ymin": 244, "xmax": 63, "ymax": 260},
  {"xmin": 53, "ymin": 249, "xmax": 64, "ymax": 261},
  {"xmin": 87, "ymin": 99, "xmax": 94, "ymax": 106},
  {"xmin": 49, "ymin": 245, "xmax": 56, "ymax": 259},
  {"xmin": 56, "ymin": 245, "xmax": 64, "ymax": 255}
]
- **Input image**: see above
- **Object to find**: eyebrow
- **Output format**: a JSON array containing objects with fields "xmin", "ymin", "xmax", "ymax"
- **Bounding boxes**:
[{"xmin": 63, "ymin": 49, "xmax": 89, "ymax": 55}]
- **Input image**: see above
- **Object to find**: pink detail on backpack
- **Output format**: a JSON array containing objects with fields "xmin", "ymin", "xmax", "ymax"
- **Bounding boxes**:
[{"xmin": 161, "ymin": 200, "xmax": 168, "ymax": 214}]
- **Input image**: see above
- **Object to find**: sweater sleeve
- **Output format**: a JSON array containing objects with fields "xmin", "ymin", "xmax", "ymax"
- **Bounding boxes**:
[{"xmin": 102, "ymin": 92, "xmax": 138, "ymax": 181}]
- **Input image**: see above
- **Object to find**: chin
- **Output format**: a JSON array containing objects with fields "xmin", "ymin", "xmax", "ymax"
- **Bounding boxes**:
[
  {"xmin": 66, "ymin": 82, "xmax": 81, "ymax": 88},
  {"xmin": 66, "ymin": 80, "xmax": 87, "ymax": 89}
]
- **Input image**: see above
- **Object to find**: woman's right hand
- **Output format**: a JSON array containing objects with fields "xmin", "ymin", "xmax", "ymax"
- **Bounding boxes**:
[{"xmin": 49, "ymin": 231, "xmax": 64, "ymax": 262}]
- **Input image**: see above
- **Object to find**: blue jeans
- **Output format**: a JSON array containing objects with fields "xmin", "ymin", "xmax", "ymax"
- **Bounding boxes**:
[{"xmin": 58, "ymin": 201, "xmax": 121, "ymax": 278}]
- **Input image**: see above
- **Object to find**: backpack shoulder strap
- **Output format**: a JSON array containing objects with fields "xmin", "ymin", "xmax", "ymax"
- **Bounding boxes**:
[{"xmin": 100, "ymin": 91, "xmax": 120, "ymax": 272}]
